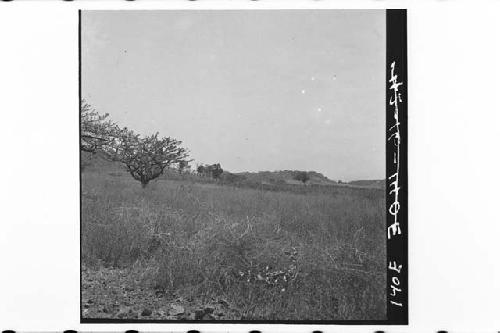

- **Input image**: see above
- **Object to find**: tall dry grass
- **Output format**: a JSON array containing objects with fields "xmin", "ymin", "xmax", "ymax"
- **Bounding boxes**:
[{"xmin": 82, "ymin": 170, "xmax": 386, "ymax": 320}]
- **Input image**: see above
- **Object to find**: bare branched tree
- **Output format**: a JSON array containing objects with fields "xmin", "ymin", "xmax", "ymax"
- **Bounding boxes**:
[
  {"xmin": 80, "ymin": 100, "xmax": 121, "ymax": 156},
  {"xmin": 81, "ymin": 100, "xmax": 190, "ymax": 186},
  {"xmin": 117, "ymin": 132, "xmax": 190, "ymax": 188}
]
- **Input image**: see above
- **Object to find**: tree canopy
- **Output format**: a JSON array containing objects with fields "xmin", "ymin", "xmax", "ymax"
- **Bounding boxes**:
[
  {"xmin": 118, "ymin": 132, "xmax": 189, "ymax": 187},
  {"xmin": 81, "ymin": 100, "xmax": 190, "ymax": 187},
  {"xmin": 80, "ymin": 100, "xmax": 121, "ymax": 156}
]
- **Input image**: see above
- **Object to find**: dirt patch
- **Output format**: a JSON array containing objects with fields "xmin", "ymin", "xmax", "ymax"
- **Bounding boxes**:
[{"xmin": 81, "ymin": 266, "xmax": 238, "ymax": 320}]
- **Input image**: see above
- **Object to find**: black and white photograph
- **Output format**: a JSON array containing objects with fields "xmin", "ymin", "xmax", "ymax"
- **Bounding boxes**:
[
  {"xmin": 79, "ymin": 9, "xmax": 405, "ymax": 323},
  {"xmin": 6, "ymin": 2, "xmax": 500, "ymax": 332}
]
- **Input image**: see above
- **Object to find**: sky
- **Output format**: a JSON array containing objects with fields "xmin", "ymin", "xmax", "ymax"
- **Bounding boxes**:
[{"xmin": 82, "ymin": 10, "xmax": 385, "ymax": 181}]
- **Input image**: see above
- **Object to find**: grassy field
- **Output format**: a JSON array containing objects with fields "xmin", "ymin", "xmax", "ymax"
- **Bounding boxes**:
[{"xmin": 81, "ymin": 163, "xmax": 386, "ymax": 320}]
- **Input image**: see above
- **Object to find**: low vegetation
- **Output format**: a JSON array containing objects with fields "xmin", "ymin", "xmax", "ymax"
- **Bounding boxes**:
[
  {"xmin": 82, "ymin": 156, "xmax": 385, "ymax": 320},
  {"xmin": 80, "ymin": 101, "xmax": 386, "ymax": 320}
]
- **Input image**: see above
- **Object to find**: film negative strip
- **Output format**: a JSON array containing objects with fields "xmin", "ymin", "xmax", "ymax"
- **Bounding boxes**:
[
  {"xmin": 0, "ymin": 6, "xmax": 408, "ymax": 330},
  {"xmin": 386, "ymin": 9, "xmax": 408, "ymax": 325},
  {"xmin": 4, "ymin": 0, "xmax": 500, "ymax": 331}
]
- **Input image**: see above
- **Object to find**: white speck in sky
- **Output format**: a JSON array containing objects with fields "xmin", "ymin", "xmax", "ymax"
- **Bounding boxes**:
[
  {"xmin": 317, "ymin": 107, "xmax": 322, "ymax": 113},
  {"xmin": 301, "ymin": 89, "xmax": 306, "ymax": 94},
  {"xmin": 332, "ymin": 75, "xmax": 337, "ymax": 80},
  {"xmin": 311, "ymin": 76, "xmax": 315, "ymax": 81}
]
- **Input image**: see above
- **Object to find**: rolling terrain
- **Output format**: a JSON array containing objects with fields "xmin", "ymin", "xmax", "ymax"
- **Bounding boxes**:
[{"xmin": 81, "ymin": 153, "xmax": 386, "ymax": 320}]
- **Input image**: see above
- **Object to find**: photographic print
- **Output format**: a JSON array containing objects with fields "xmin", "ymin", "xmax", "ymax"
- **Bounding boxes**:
[{"xmin": 80, "ymin": 9, "xmax": 407, "ymax": 323}]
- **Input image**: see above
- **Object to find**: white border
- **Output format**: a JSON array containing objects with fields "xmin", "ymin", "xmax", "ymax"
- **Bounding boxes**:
[{"xmin": 1, "ymin": 1, "xmax": 500, "ymax": 332}]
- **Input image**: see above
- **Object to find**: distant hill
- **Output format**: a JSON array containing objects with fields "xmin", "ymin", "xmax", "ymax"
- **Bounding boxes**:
[
  {"xmin": 233, "ymin": 170, "xmax": 338, "ymax": 186},
  {"xmin": 347, "ymin": 179, "xmax": 385, "ymax": 189},
  {"xmin": 81, "ymin": 152, "xmax": 384, "ymax": 190}
]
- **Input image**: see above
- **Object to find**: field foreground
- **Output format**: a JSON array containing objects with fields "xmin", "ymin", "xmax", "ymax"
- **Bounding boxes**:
[{"xmin": 82, "ymin": 166, "xmax": 386, "ymax": 320}]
